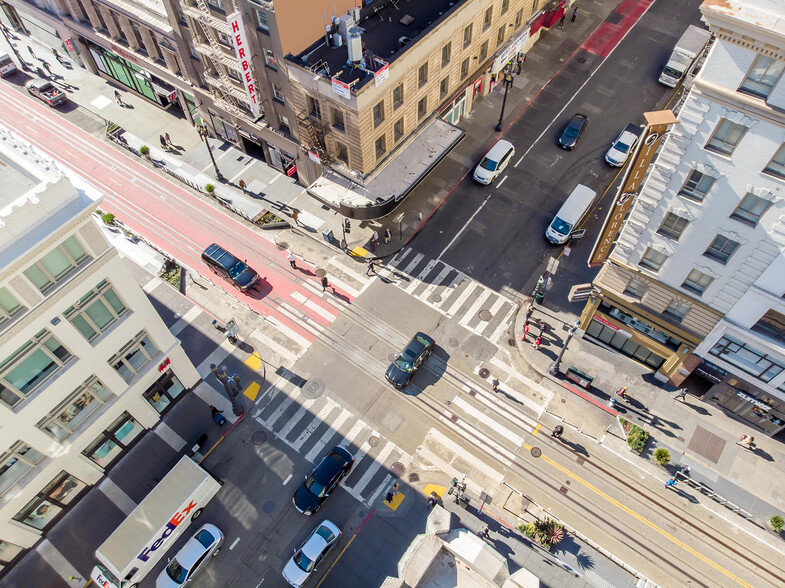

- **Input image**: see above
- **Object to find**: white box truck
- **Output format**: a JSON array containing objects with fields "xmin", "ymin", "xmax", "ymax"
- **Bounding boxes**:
[
  {"xmin": 91, "ymin": 457, "xmax": 222, "ymax": 588},
  {"xmin": 659, "ymin": 25, "xmax": 711, "ymax": 87}
]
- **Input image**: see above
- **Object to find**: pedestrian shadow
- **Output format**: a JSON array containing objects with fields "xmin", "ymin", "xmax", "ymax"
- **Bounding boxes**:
[
  {"xmin": 328, "ymin": 288, "xmax": 350, "ymax": 302},
  {"xmin": 670, "ymin": 486, "xmax": 700, "ymax": 503},
  {"xmin": 748, "ymin": 446, "xmax": 775, "ymax": 462},
  {"xmin": 558, "ymin": 438, "xmax": 589, "ymax": 457},
  {"xmin": 495, "ymin": 388, "xmax": 524, "ymax": 406},
  {"xmin": 681, "ymin": 401, "xmax": 711, "ymax": 416}
]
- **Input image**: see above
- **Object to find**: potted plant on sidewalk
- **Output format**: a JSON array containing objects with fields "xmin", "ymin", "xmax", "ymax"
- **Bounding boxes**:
[
  {"xmin": 139, "ymin": 145, "xmax": 150, "ymax": 159},
  {"xmin": 205, "ymin": 183, "xmax": 215, "ymax": 195},
  {"xmin": 654, "ymin": 448, "xmax": 671, "ymax": 466},
  {"xmin": 769, "ymin": 515, "xmax": 784, "ymax": 535},
  {"xmin": 534, "ymin": 519, "xmax": 564, "ymax": 550}
]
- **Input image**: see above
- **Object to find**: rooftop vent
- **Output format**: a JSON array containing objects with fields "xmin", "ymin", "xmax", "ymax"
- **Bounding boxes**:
[
  {"xmin": 399, "ymin": 36, "xmax": 411, "ymax": 49},
  {"xmin": 400, "ymin": 15, "xmax": 414, "ymax": 26}
]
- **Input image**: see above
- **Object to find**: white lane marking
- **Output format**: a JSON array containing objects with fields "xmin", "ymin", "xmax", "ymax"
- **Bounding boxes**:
[
  {"xmin": 458, "ymin": 288, "xmax": 494, "ymax": 327},
  {"xmin": 291, "ymin": 398, "xmax": 338, "ymax": 451},
  {"xmin": 230, "ymin": 538, "xmax": 241, "ymax": 550},
  {"xmin": 291, "ymin": 290, "xmax": 338, "ymax": 321},
  {"xmin": 250, "ymin": 327, "xmax": 299, "ymax": 364},
  {"xmin": 444, "ymin": 281, "xmax": 479, "ymax": 318},
  {"xmin": 276, "ymin": 398, "xmax": 317, "ymax": 440},
  {"xmin": 451, "ymin": 396, "xmax": 524, "ymax": 447},
  {"xmin": 425, "ymin": 428, "xmax": 507, "ymax": 481},
  {"xmin": 349, "ymin": 441, "xmax": 396, "ymax": 495},
  {"xmin": 436, "ymin": 192, "xmax": 493, "ymax": 262},
  {"xmin": 497, "ymin": 175, "xmax": 508, "ymax": 188},
  {"xmin": 282, "ymin": 473, "xmax": 293, "ymax": 486}
]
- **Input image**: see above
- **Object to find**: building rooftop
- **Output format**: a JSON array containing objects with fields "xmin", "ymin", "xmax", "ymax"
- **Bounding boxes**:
[
  {"xmin": 291, "ymin": 0, "xmax": 468, "ymax": 93},
  {"xmin": 702, "ymin": 0, "xmax": 785, "ymax": 36}
]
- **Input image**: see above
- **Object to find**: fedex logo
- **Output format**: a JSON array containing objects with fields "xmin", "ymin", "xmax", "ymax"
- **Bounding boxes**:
[{"xmin": 137, "ymin": 500, "xmax": 198, "ymax": 562}]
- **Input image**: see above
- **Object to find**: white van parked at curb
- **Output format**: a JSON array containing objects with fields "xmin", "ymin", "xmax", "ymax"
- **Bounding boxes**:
[
  {"xmin": 545, "ymin": 184, "xmax": 597, "ymax": 244},
  {"xmin": 473, "ymin": 140, "xmax": 515, "ymax": 184}
]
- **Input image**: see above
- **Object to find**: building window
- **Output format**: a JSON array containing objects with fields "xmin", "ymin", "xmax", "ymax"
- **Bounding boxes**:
[
  {"xmin": 373, "ymin": 100, "xmax": 385, "ymax": 127},
  {"xmin": 657, "ymin": 212, "xmax": 689, "ymax": 240},
  {"xmin": 501, "ymin": 0, "xmax": 510, "ymax": 14},
  {"xmin": 0, "ymin": 540, "xmax": 24, "ymax": 571},
  {"xmin": 515, "ymin": 9, "xmax": 523, "ymax": 28},
  {"xmin": 479, "ymin": 40, "xmax": 489, "ymax": 62},
  {"xmin": 375, "ymin": 135, "xmax": 386, "ymax": 159},
  {"xmin": 13, "ymin": 472, "xmax": 85, "ymax": 530},
  {"xmin": 440, "ymin": 76, "xmax": 449, "ymax": 98},
  {"xmin": 82, "ymin": 412, "xmax": 143, "ymax": 468},
  {"xmin": 705, "ymin": 118, "xmax": 747, "ymax": 156},
  {"xmin": 731, "ymin": 193, "xmax": 771, "ymax": 226},
  {"xmin": 0, "ymin": 331, "xmax": 71, "ymax": 409},
  {"xmin": 639, "ymin": 247, "xmax": 667, "ymax": 272},
  {"xmin": 682, "ymin": 269, "xmax": 713, "ymax": 295},
  {"xmin": 207, "ymin": 0, "xmax": 223, "ymax": 10},
  {"xmin": 37, "ymin": 378, "xmax": 113, "ymax": 441},
  {"xmin": 217, "ymin": 31, "xmax": 232, "ymax": 47},
  {"xmin": 418, "ymin": 63, "xmax": 428, "ymax": 88},
  {"xmin": 272, "ymin": 83, "xmax": 284, "ymax": 103},
  {"xmin": 394, "ymin": 118, "xmax": 404, "ymax": 142},
  {"xmin": 463, "ymin": 24, "xmax": 473, "ymax": 48},
  {"xmin": 483, "ymin": 7, "xmax": 493, "ymax": 30},
  {"xmin": 418, "ymin": 97, "xmax": 427, "ymax": 120},
  {"xmin": 622, "ymin": 277, "xmax": 647, "ymax": 299},
  {"xmin": 332, "ymin": 108, "xmax": 345, "ymax": 132},
  {"xmin": 110, "ymin": 12, "xmax": 127, "ymax": 42},
  {"xmin": 0, "ymin": 287, "xmax": 24, "ymax": 329},
  {"xmin": 663, "ymin": 299, "xmax": 690, "ymax": 322},
  {"xmin": 442, "ymin": 42, "xmax": 451, "ymax": 67},
  {"xmin": 307, "ymin": 95, "xmax": 321, "ymax": 120},
  {"xmin": 23, "ymin": 236, "xmax": 89, "ymax": 294},
  {"xmin": 497, "ymin": 26, "xmax": 505, "ymax": 47},
  {"xmin": 393, "ymin": 83, "xmax": 404, "ymax": 110},
  {"xmin": 0, "ymin": 443, "xmax": 44, "ymax": 497},
  {"xmin": 279, "ymin": 114, "xmax": 290, "ymax": 133},
  {"xmin": 752, "ymin": 309, "xmax": 785, "ymax": 343},
  {"xmin": 711, "ymin": 335, "xmax": 785, "ymax": 382},
  {"xmin": 678, "ymin": 169, "xmax": 715, "ymax": 202},
  {"xmin": 65, "ymin": 281, "xmax": 127, "ymax": 342},
  {"xmin": 335, "ymin": 141, "xmax": 348, "ymax": 164},
  {"xmin": 704, "ymin": 235, "xmax": 739, "ymax": 264},
  {"xmin": 256, "ymin": 10, "xmax": 269, "ymax": 31},
  {"xmin": 264, "ymin": 48, "xmax": 277, "ymax": 69},
  {"xmin": 763, "ymin": 144, "xmax": 785, "ymax": 180},
  {"xmin": 144, "ymin": 372, "xmax": 185, "ymax": 414},
  {"xmin": 109, "ymin": 331, "xmax": 159, "ymax": 381},
  {"xmin": 739, "ymin": 55, "xmax": 785, "ymax": 99},
  {"xmin": 460, "ymin": 57, "xmax": 470, "ymax": 79}
]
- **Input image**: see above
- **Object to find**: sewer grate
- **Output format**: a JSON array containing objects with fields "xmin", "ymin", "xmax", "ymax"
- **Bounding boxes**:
[
  {"xmin": 390, "ymin": 462, "xmax": 406, "ymax": 477},
  {"xmin": 468, "ymin": 389, "xmax": 477, "ymax": 397},
  {"xmin": 369, "ymin": 436, "xmax": 380, "ymax": 447},
  {"xmin": 559, "ymin": 486, "xmax": 569, "ymax": 494},
  {"xmin": 276, "ymin": 241, "xmax": 288, "ymax": 250},
  {"xmin": 531, "ymin": 447, "xmax": 542, "ymax": 458},
  {"xmin": 252, "ymin": 431, "xmax": 267, "ymax": 445},
  {"xmin": 433, "ymin": 294, "xmax": 442, "ymax": 303},
  {"xmin": 478, "ymin": 309, "xmax": 492, "ymax": 321},
  {"xmin": 449, "ymin": 338, "xmax": 460, "ymax": 348},
  {"xmin": 508, "ymin": 338, "xmax": 516, "ymax": 347},
  {"xmin": 478, "ymin": 368, "xmax": 490, "ymax": 379},
  {"xmin": 302, "ymin": 379, "xmax": 324, "ymax": 400},
  {"xmin": 408, "ymin": 472, "xmax": 420, "ymax": 483}
]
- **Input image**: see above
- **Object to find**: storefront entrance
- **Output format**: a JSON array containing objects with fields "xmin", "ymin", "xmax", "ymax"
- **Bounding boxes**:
[
  {"xmin": 143, "ymin": 370, "xmax": 186, "ymax": 414},
  {"xmin": 585, "ymin": 318, "xmax": 665, "ymax": 369}
]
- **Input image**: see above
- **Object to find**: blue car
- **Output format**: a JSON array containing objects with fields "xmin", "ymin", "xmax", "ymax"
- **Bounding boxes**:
[{"xmin": 293, "ymin": 446, "xmax": 354, "ymax": 515}]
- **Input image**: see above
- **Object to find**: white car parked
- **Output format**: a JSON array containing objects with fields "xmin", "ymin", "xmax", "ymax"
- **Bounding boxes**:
[
  {"xmin": 156, "ymin": 524, "xmax": 223, "ymax": 587},
  {"xmin": 282, "ymin": 520, "xmax": 341, "ymax": 587},
  {"xmin": 605, "ymin": 124, "xmax": 643, "ymax": 167}
]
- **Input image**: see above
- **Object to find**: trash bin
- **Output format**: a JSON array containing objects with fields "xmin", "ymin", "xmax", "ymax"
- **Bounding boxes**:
[
  {"xmin": 566, "ymin": 366, "xmax": 594, "ymax": 389},
  {"xmin": 322, "ymin": 228, "xmax": 334, "ymax": 243}
]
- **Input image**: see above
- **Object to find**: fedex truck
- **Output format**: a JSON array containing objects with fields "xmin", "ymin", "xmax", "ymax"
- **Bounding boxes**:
[{"xmin": 91, "ymin": 457, "xmax": 222, "ymax": 588}]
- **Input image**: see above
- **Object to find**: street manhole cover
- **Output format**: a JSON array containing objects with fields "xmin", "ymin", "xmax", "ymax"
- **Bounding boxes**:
[
  {"xmin": 387, "ymin": 353, "xmax": 397, "ymax": 361},
  {"xmin": 262, "ymin": 500, "xmax": 275, "ymax": 513},
  {"xmin": 408, "ymin": 473, "xmax": 420, "ymax": 483},
  {"xmin": 433, "ymin": 294, "xmax": 442, "ymax": 302},
  {"xmin": 478, "ymin": 309, "xmax": 492, "ymax": 321},
  {"xmin": 531, "ymin": 447, "xmax": 542, "ymax": 458},
  {"xmin": 252, "ymin": 431, "xmax": 267, "ymax": 445},
  {"xmin": 508, "ymin": 338, "xmax": 516, "ymax": 347},
  {"xmin": 449, "ymin": 338, "xmax": 459, "ymax": 347},
  {"xmin": 478, "ymin": 368, "xmax": 490, "ymax": 378},
  {"xmin": 561, "ymin": 398, "xmax": 566, "ymax": 403},
  {"xmin": 302, "ymin": 379, "xmax": 324, "ymax": 400},
  {"xmin": 276, "ymin": 241, "xmax": 288, "ymax": 250},
  {"xmin": 468, "ymin": 389, "xmax": 477, "ymax": 397},
  {"xmin": 390, "ymin": 462, "xmax": 406, "ymax": 477},
  {"xmin": 559, "ymin": 486, "xmax": 568, "ymax": 494},
  {"xmin": 369, "ymin": 436, "xmax": 380, "ymax": 447}
]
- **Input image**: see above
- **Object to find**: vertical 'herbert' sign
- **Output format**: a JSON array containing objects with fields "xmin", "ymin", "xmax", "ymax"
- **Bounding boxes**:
[
  {"xmin": 228, "ymin": 12, "xmax": 260, "ymax": 117},
  {"xmin": 588, "ymin": 110, "xmax": 678, "ymax": 268}
]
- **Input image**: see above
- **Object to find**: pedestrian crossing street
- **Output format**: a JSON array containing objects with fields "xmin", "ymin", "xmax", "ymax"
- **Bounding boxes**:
[{"xmin": 381, "ymin": 248, "xmax": 519, "ymax": 343}]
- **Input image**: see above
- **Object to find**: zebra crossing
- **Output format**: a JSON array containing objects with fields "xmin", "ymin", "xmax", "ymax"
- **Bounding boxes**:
[
  {"xmin": 380, "ymin": 248, "xmax": 519, "ymax": 343},
  {"xmin": 251, "ymin": 378, "xmax": 412, "ymax": 507}
]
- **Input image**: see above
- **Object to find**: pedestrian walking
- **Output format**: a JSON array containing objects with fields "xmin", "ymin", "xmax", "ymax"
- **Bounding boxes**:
[
  {"xmin": 552, "ymin": 425, "xmax": 564, "ymax": 439},
  {"xmin": 384, "ymin": 228, "xmax": 391, "ymax": 244},
  {"xmin": 391, "ymin": 482, "xmax": 399, "ymax": 495},
  {"xmin": 287, "ymin": 252, "xmax": 297, "ymax": 269},
  {"xmin": 664, "ymin": 476, "xmax": 678, "ymax": 489},
  {"xmin": 525, "ymin": 305, "xmax": 534, "ymax": 321},
  {"xmin": 678, "ymin": 465, "xmax": 692, "ymax": 477},
  {"xmin": 609, "ymin": 397, "xmax": 617, "ymax": 408},
  {"xmin": 559, "ymin": 15, "xmax": 565, "ymax": 27},
  {"xmin": 571, "ymin": 7, "xmax": 578, "ymax": 22},
  {"xmin": 238, "ymin": 178, "xmax": 247, "ymax": 193},
  {"xmin": 320, "ymin": 276, "xmax": 329, "ymax": 292},
  {"xmin": 492, "ymin": 378, "xmax": 499, "ymax": 392},
  {"xmin": 159, "ymin": 135, "xmax": 168, "ymax": 150},
  {"xmin": 210, "ymin": 405, "xmax": 226, "ymax": 426},
  {"xmin": 114, "ymin": 90, "xmax": 124, "ymax": 106},
  {"xmin": 52, "ymin": 47, "xmax": 59, "ymax": 60},
  {"xmin": 427, "ymin": 492, "xmax": 438, "ymax": 510},
  {"xmin": 372, "ymin": 230, "xmax": 379, "ymax": 244},
  {"xmin": 741, "ymin": 436, "xmax": 755, "ymax": 450},
  {"xmin": 41, "ymin": 61, "xmax": 52, "ymax": 75},
  {"xmin": 617, "ymin": 386, "xmax": 628, "ymax": 400},
  {"xmin": 479, "ymin": 527, "xmax": 490, "ymax": 539},
  {"xmin": 291, "ymin": 210, "xmax": 300, "ymax": 226},
  {"xmin": 675, "ymin": 388, "xmax": 689, "ymax": 402},
  {"xmin": 532, "ymin": 335, "xmax": 542, "ymax": 350},
  {"xmin": 366, "ymin": 258, "xmax": 376, "ymax": 275},
  {"xmin": 164, "ymin": 132, "xmax": 172, "ymax": 148},
  {"xmin": 538, "ymin": 319, "xmax": 547, "ymax": 337},
  {"xmin": 28, "ymin": 46, "xmax": 36, "ymax": 59},
  {"xmin": 521, "ymin": 323, "xmax": 530, "ymax": 341},
  {"xmin": 516, "ymin": 56, "xmax": 522, "ymax": 75}
]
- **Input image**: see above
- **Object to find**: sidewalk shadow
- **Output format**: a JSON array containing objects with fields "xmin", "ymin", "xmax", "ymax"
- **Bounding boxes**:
[
  {"xmin": 669, "ymin": 486, "xmax": 700, "ymax": 504},
  {"xmin": 750, "ymin": 446, "xmax": 775, "ymax": 462},
  {"xmin": 558, "ymin": 438, "xmax": 589, "ymax": 457},
  {"xmin": 552, "ymin": 535, "xmax": 593, "ymax": 570},
  {"xmin": 680, "ymin": 401, "xmax": 711, "ymax": 416}
]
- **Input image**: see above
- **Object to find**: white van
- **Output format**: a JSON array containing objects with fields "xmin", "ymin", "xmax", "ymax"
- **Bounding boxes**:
[
  {"xmin": 473, "ymin": 140, "xmax": 515, "ymax": 184},
  {"xmin": 0, "ymin": 52, "xmax": 17, "ymax": 77},
  {"xmin": 545, "ymin": 184, "xmax": 597, "ymax": 244}
]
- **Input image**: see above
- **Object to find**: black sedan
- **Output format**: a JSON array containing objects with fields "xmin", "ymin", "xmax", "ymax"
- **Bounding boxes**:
[
  {"xmin": 201, "ymin": 243, "xmax": 259, "ymax": 291},
  {"xmin": 558, "ymin": 113, "xmax": 588, "ymax": 150},
  {"xmin": 385, "ymin": 332, "xmax": 435, "ymax": 389},
  {"xmin": 293, "ymin": 446, "xmax": 354, "ymax": 515}
]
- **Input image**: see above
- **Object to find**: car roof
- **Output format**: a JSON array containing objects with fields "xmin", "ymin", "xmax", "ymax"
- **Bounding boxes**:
[
  {"xmin": 173, "ymin": 524, "xmax": 220, "ymax": 568},
  {"xmin": 302, "ymin": 521, "xmax": 340, "ymax": 558},
  {"xmin": 203, "ymin": 243, "xmax": 239, "ymax": 271},
  {"xmin": 315, "ymin": 447, "xmax": 352, "ymax": 480},
  {"xmin": 484, "ymin": 139, "xmax": 514, "ymax": 160}
]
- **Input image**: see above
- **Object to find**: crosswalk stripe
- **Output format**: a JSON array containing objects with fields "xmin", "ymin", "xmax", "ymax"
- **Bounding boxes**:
[
  {"xmin": 419, "ymin": 265, "xmax": 454, "ymax": 301},
  {"xmin": 322, "ymin": 272, "xmax": 361, "ymax": 298},
  {"xmin": 277, "ymin": 398, "xmax": 317, "ymax": 441},
  {"xmin": 388, "ymin": 248, "xmax": 412, "ymax": 267},
  {"xmin": 463, "ymin": 384, "xmax": 537, "ymax": 431},
  {"xmin": 431, "ymin": 272, "xmax": 465, "ymax": 308},
  {"xmin": 260, "ymin": 315, "xmax": 313, "ymax": 351},
  {"xmin": 404, "ymin": 260, "xmax": 438, "ymax": 294},
  {"xmin": 291, "ymin": 291, "xmax": 338, "ymax": 321},
  {"xmin": 489, "ymin": 303, "xmax": 518, "ymax": 342},
  {"xmin": 439, "ymin": 413, "xmax": 515, "ymax": 466},
  {"xmin": 250, "ymin": 327, "xmax": 300, "ymax": 364},
  {"xmin": 364, "ymin": 473, "xmax": 392, "ymax": 506},
  {"xmin": 451, "ymin": 396, "xmax": 524, "ymax": 447},
  {"xmin": 424, "ymin": 428, "xmax": 506, "ymax": 481},
  {"xmin": 444, "ymin": 280, "xmax": 478, "ymax": 317},
  {"xmin": 400, "ymin": 252, "xmax": 424, "ymax": 275},
  {"xmin": 341, "ymin": 428, "xmax": 378, "ymax": 489},
  {"xmin": 416, "ymin": 445, "xmax": 485, "ymax": 496},
  {"xmin": 337, "ymin": 420, "xmax": 367, "ymax": 454},
  {"xmin": 292, "ymin": 399, "xmax": 338, "ymax": 451},
  {"xmin": 262, "ymin": 392, "xmax": 296, "ymax": 429},
  {"xmin": 458, "ymin": 287, "xmax": 494, "ymax": 327},
  {"xmin": 170, "ymin": 306, "xmax": 202, "ymax": 337},
  {"xmin": 349, "ymin": 440, "xmax": 396, "ymax": 494},
  {"xmin": 305, "ymin": 410, "xmax": 353, "ymax": 462}
]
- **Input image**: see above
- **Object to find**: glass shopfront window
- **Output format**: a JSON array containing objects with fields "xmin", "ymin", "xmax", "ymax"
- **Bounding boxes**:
[
  {"xmin": 597, "ymin": 302, "xmax": 682, "ymax": 350},
  {"xmin": 585, "ymin": 318, "xmax": 665, "ymax": 369},
  {"xmin": 82, "ymin": 412, "xmax": 143, "ymax": 469},
  {"xmin": 710, "ymin": 335, "xmax": 785, "ymax": 383},
  {"xmin": 143, "ymin": 370, "xmax": 185, "ymax": 414},
  {"xmin": 13, "ymin": 472, "xmax": 86, "ymax": 531},
  {"xmin": 0, "ymin": 540, "xmax": 24, "ymax": 571},
  {"xmin": 706, "ymin": 384, "xmax": 785, "ymax": 435}
]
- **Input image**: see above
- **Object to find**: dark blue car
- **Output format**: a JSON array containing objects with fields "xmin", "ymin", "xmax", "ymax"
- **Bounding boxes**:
[
  {"xmin": 558, "ymin": 113, "xmax": 588, "ymax": 150},
  {"xmin": 293, "ymin": 446, "xmax": 354, "ymax": 515},
  {"xmin": 201, "ymin": 243, "xmax": 259, "ymax": 291},
  {"xmin": 385, "ymin": 332, "xmax": 435, "ymax": 389}
]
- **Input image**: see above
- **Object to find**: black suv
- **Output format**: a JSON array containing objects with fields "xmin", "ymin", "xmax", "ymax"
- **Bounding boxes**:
[
  {"xmin": 201, "ymin": 244, "xmax": 259, "ymax": 291},
  {"xmin": 292, "ymin": 446, "xmax": 354, "ymax": 515},
  {"xmin": 385, "ymin": 332, "xmax": 435, "ymax": 389}
]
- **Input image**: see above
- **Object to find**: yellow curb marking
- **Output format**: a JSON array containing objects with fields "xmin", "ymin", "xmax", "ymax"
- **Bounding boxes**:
[
  {"xmin": 423, "ymin": 484, "xmax": 446, "ymax": 498},
  {"xmin": 532, "ymin": 424, "xmax": 541, "ymax": 436},
  {"xmin": 383, "ymin": 492, "xmax": 405, "ymax": 510},
  {"xmin": 350, "ymin": 246, "xmax": 368, "ymax": 258},
  {"xmin": 245, "ymin": 352, "xmax": 262, "ymax": 371},
  {"xmin": 244, "ymin": 381, "xmax": 260, "ymax": 401}
]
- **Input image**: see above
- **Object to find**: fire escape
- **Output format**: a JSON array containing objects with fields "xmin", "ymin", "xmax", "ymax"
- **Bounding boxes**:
[{"xmin": 298, "ymin": 59, "xmax": 331, "ymax": 164}]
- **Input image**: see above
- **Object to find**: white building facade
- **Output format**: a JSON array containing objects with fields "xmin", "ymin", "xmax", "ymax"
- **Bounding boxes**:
[
  {"xmin": 0, "ymin": 129, "xmax": 199, "ymax": 571},
  {"xmin": 584, "ymin": 0, "xmax": 785, "ymax": 435}
]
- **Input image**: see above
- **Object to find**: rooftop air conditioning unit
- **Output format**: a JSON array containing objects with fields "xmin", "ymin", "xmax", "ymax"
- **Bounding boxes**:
[{"xmin": 347, "ymin": 30, "xmax": 363, "ymax": 63}]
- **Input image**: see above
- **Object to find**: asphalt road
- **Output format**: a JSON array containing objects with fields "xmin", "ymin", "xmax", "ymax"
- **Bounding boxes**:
[{"xmin": 407, "ymin": 0, "xmax": 704, "ymax": 299}]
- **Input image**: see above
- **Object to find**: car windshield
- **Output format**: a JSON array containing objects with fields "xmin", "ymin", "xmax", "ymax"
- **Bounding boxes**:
[
  {"xmin": 305, "ymin": 473, "xmax": 328, "ymax": 497},
  {"xmin": 195, "ymin": 529, "xmax": 215, "ymax": 548},
  {"xmin": 228, "ymin": 261, "xmax": 249, "ymax": 279},
  {"xmin": 315, "ymin": 525, "xmax": 336, "ymax": 543},
  {"xmin": 165, "ymin": 557, "xmax": 188, "ymax": 584},
  {"xmin": 479, "ymin": 156, "xmax": 498, "ymax": 172},
  {"xmin": 614, "ymin": 141, "xmax": 630, "ymax": 153},
  {"xmin": 550, "ymin": 216, "xmax": 573, "ymax": 235},
  {"xmin": 294, "ymin": 549, "xmax": 315, "ymax": 573},
  {"xmin": 662, "ymin": 66, "xmax": 682, "ymax": 78},
  {"xmin": 394, "ymin": 355, "xmax": 414, "ymax": 372},
  {"xmin": 564, "ymin": 124, "xmax": 580, "ymax": 138}
]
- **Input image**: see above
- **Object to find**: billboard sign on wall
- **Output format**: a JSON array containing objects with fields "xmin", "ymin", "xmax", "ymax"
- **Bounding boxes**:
[{"xmin": 227, "ymin": 12, "xmax": 260, "ymax": 117}]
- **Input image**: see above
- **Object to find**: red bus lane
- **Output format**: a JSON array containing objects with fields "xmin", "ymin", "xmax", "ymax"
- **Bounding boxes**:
[{"xmin": 0, "ymin": 84, "xmax": 348, "ymax": 343}]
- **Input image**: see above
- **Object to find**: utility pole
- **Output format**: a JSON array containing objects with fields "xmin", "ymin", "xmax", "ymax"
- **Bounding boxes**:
[
  {"xmin": 201, "ymin": 127, "xmax": 224, "ymax": 181},
  {"xmin": 494, "ymin": 70, "xmax": 515, "ymax": 132},
  {"xmin": 549, "ymin": 320, "xmax": 581, "ymax": 376}
]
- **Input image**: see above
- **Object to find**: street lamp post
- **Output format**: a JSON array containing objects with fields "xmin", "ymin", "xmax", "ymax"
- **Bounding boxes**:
[
  {"xmin": 201, "ymin": 127, "xmax": 224, "ymax": 182},
  {"xmin": 549, "ymin": 319, "xmax": 581, "ymax": 376},
  {"xmin": 494, "ymin": 71, "xmax": 515, "ymax": 132}
]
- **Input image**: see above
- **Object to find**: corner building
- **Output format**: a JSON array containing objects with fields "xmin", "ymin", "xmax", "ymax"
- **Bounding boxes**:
[
  {"xmin": 0, "ymin": 129, "xmax": 198, "ymax": 572},
  {"xmin": 582, "ymin": 0, "xmax": 785, "ymax": 436}
]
